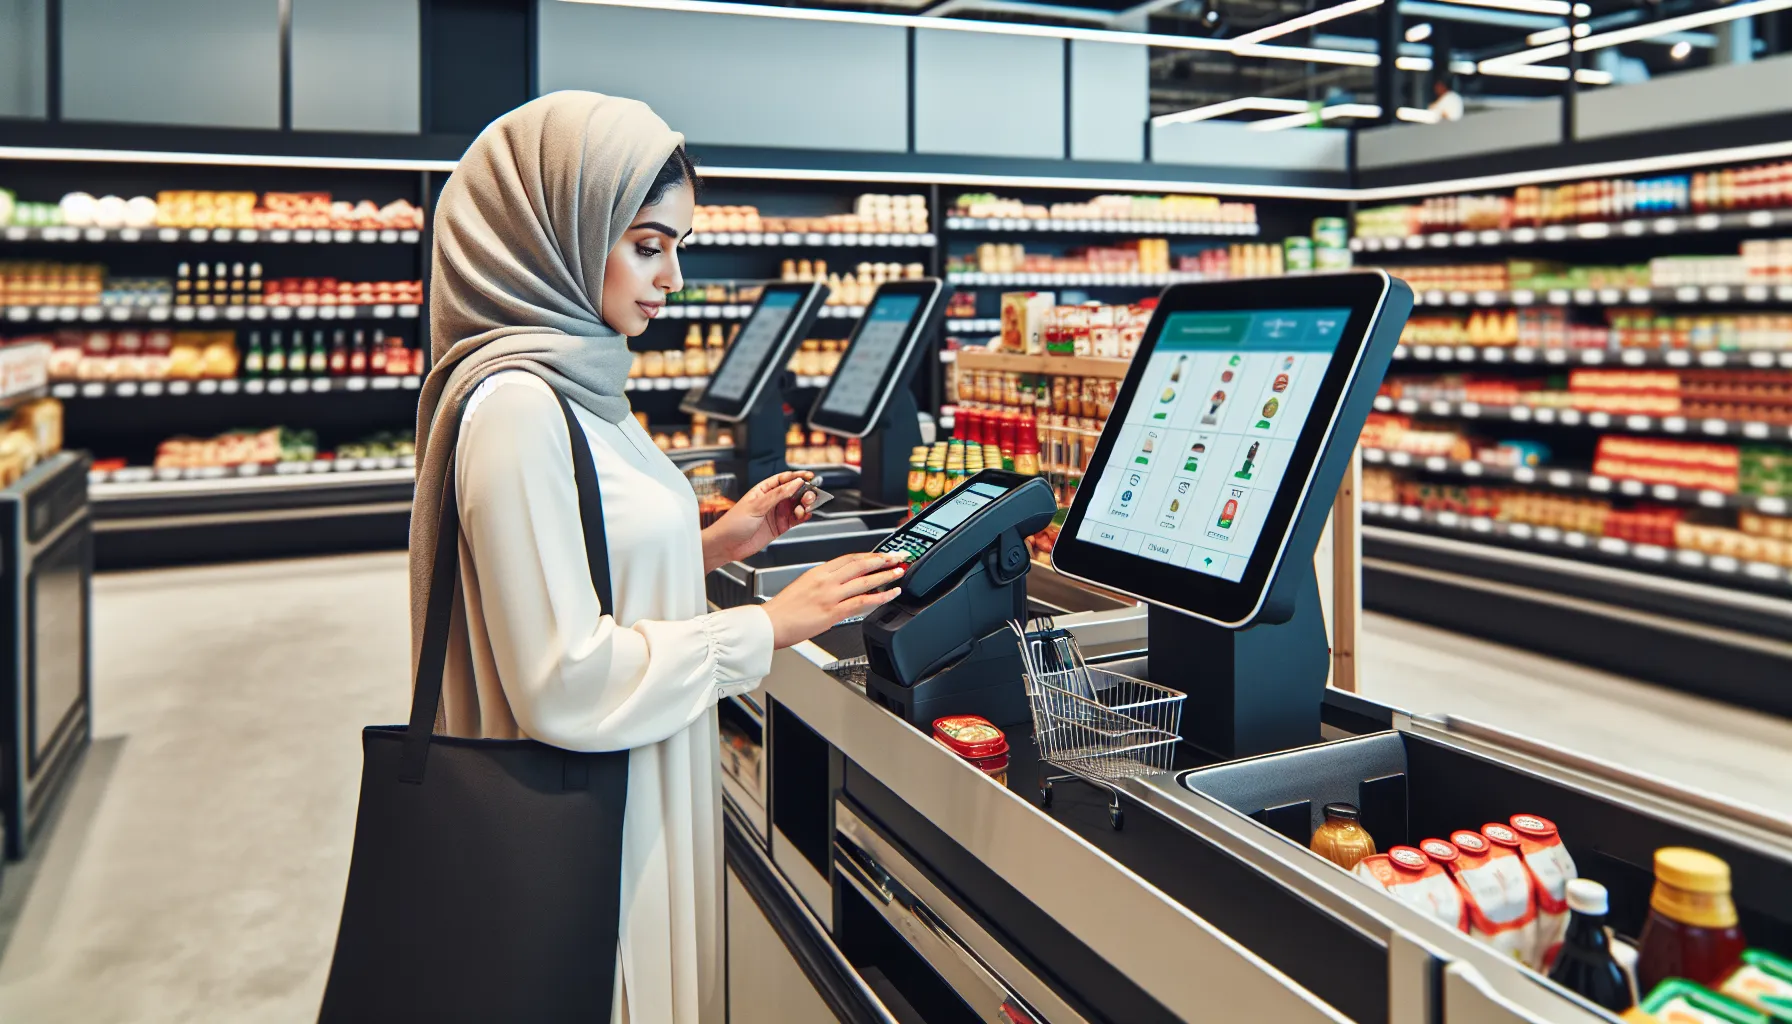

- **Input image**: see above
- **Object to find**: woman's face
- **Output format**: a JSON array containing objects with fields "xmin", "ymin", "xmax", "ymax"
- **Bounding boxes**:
[{"xmin": 601, "ymin": 181, "xmax": 694, "ymax": 336}]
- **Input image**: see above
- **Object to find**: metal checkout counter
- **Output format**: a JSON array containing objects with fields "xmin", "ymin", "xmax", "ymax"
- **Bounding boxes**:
[{"xmin": 705, "ymin": 273, "xmax": 1792, "ymax": 1024}]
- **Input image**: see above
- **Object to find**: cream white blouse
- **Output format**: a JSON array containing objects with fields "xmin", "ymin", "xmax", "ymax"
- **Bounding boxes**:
[{"xmin": 450, "ymin": 370, "xmax": 774, "ymax": 1024}]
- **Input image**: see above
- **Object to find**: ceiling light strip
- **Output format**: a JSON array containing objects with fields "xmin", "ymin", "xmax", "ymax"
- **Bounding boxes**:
[
  {"xmin": 0, "ymin": 145, "xmax": 458, "ymax": 172},
  {"xmin": 1232, "ymin": 0, "xmax": 1384, "ymax": 46},
  {"xmin": 1395, "ymin": 55, "xmax": 1435, "ymax": 70},
  {"xmin": 1427, "ymin": 0, "xmax": 1570, "ymax": 15},
  {"xmin": 694, "ymin": 164, "xmax": 1355, "ymax": 199},
  {"xmin": 1478, "ymin": 39, "xmax": 1569, "ymax": 69},
  {"xmin": 554, "ymin": 0, "xmax": 1242, "ymax": 50},
  {"xmin": 1356, "ymin": 138, "xmax": 1792, "ymax": 202},
  {"xmin": 1574, "ymin": 0, "xmax": 1792, "ymax": 51},
  {"xmin": 1234, "ymin": 41, "xmax": 1383, "ymax": 65},
  {"xmin": 1151, "ymin": 96, "xmax": 1313, "ymax": 126}
]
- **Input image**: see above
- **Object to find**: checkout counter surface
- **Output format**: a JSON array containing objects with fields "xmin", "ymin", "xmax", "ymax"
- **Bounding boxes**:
[{"xmin": 717, "ymin": 561, "xmax": 1792, "ymax": 1024}]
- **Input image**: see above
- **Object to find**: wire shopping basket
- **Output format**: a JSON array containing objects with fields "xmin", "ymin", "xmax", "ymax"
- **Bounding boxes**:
[{"xmin": 1024, "ymin": 659, "xmax": 1185, "ymax": 830}]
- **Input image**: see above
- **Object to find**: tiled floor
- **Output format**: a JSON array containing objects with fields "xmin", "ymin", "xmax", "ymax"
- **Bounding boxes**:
[{"xmin": 1, "ymin": 550, "xmax": 1788, "ymax": 1022}]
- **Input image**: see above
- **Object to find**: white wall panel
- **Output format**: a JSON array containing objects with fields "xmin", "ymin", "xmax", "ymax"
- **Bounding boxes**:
[
  {"xmin": 1151, "ymin": 120, "xmax": 1349, "ymax": 172},
  {"xmin": 1357, "ymin": 100, "xmax": 1560, "ymax": 170},
  {"xmin": 537, "ymin": 2, "xmax": 907, "ymax": 152},
  {"xmin": 1070, "ymin": 40, "xmax": 1146, "ymax": 163},
  {"xmin": 0, "ymin": 0, "xmax": 47, "ymax": 118},
  {"xmin": 1576, "ymin": 53, "xmax": 1792, "ymax": 142},
  {"xmin": 291, "ymin": 0, "xmax": 420, "ymax": 133},
  {"xmin": 61, "ymin": 0, "xmax": 280, "ymax": 129},
  {"xmin": 914, "ymin": 31, "xmax": 1064, "ymax": 159}
]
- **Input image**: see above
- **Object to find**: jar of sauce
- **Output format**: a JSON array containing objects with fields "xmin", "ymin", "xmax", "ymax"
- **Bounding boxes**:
[{"xmin": 1637, "ymin": 847, "xmax": 1747, "ymax": 993}]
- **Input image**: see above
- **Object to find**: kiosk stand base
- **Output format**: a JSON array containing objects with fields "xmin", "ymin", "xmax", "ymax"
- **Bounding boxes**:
[
  {"xmin": 725, "ymin": 375, "xmax": 792, "ymax": 488},
  {"xmin": 865, "ymin": 629, "xmax": 1030, "ymax": 729},
  {"xmin": 1148, "ymin": 565, "xmax": 1330, "ymax": 760},
  {"xmin": 856, "ymin": 389, "xmax": 921, "ymax": 509}
]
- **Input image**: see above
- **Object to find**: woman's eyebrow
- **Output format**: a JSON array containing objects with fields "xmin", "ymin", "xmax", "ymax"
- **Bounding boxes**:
[{"xmin": 634, "ymin": 220, "xmax": 681, "ymax": 240}]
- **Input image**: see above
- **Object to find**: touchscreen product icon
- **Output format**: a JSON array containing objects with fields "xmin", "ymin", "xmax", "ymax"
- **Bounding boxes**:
[
  {"xmin": 1132, "ymin": 429, "xmax": 1160, "ymax": 466},
  {"xmin": 1153, "ymin": 355, "xmax": 1189, "ymax": 420},
  {"xmin": 1233, "ymin": 441, "xmax": 1259, "ymax": 481},
  {"xmin": 1206, "ymin": 486, "xmax": 1249, "ymax": 543},
  {"xmin": 1273, "ymin": 373, "xmax": 1290, "ymax": 393},
  {"xmin": 1183, "ymin": 440, "xmax": 1207, "ymax": 472},
  {"xmin": 1108, "ymin": 469, "xmax": 1145, "ymax": 519},
  {"xmin": 1157, "ymin": 476, "xmax": 1195, "ymax": 530},
  {"xmin": 1256, "ymin": 396, "xmax": 1280, "ymax": 430},
  {"xmin": 1201, "ymin": 389, "xmax": 1228, "ymax": 426}
]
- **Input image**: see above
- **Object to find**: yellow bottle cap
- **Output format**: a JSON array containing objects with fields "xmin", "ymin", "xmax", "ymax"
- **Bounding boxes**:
[{"xmin": 1654, "ymin": 847, "xmax": 1731, "ymax": 894}]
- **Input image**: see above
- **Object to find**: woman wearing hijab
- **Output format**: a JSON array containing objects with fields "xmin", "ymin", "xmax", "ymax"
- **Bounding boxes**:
[{"xmin": 412, "ymin": 92, "xmax": 908, "ymax": 1024}]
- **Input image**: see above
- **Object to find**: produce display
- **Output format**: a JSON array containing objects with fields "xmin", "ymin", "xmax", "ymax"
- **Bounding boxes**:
[
  {"xmin": 950, "ymin": 191, "xmax": 1257, "ymax": 228},
  {"xmin": 693, "ymin": 193, "xmax": 928, "ymax": 236},
  {"xmin": 0, "ymin": 187, "xmax": 423, "ymax": 231},
  {"xmin": 80, "ymin": 426, "xmax": 415, "ymax": 475},
  {"xmin": 950, "ymin": 220, "xmax": 1348, "ymax": 280},
  {"xmin": 39, "ymin": 328, "xmax": 424, "ymax": 381},
  {"xmin": 1353, "ymin": 158, "xmax": 1792, "ymax": 237}
]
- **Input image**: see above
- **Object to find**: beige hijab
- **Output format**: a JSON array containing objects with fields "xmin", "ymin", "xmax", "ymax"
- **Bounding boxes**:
[{"xmin": 410, "ymin": 90, "xmax": 684, "ymax": 679}]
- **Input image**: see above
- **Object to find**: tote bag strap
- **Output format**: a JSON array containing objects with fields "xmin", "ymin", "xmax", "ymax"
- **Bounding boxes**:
[{"xmin": 400, "ymin": 382, "xmax": 616, "ymax": 782}]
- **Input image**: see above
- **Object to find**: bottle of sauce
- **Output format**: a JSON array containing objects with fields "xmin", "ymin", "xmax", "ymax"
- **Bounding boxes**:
[
  {"xmin": 1548, "ymin": 879, "xmax": 1635, "ymax": 1015},
  {"xmin": 266, "ymin": 330, "xmax": 287, "ymax": 375},
  {"xmin": 329, "ymin": 329, "xmax": 349, "ymax": 375},
  {"xmin": 907, "ymin": 446, "xmax": 929, "ymax": 517},
  {"xmin": 923, "ymin": 443, "xmax": 948, "ymax": 507},
  {"xmin": 1014, "ymin": 416, "xmax": 1041, "ymax": 477},
  {"xmin": 1309, "ymin": 802, "xmax": 1376, "ymax": 870},
  {"xmin": 242, "ymin": 331, "xmax": 264, "ymax": 379},
  {"xmin": 1638, "ymin": 847, "xmax": 1746, "ymax": 993},
  {"xmin": 349, "ymin": 330, "xmax": 368, "ymax": 375}
]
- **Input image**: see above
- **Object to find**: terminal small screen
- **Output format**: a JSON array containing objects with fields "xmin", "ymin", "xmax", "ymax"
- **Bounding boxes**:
[
  {"xmin": 1073, "ymin": 307, "xmax": 1350, "ymax": 582},
  {"xmin": 705, "ymin": 289, "xmax": 803, "ymax": 404},
  {"xmin": 819, "ymin": 294, "xmax": 923, "ymax": 418},
  {"xmin": 874, "ymin": 479, "xmax": 1013, "ymax": 561}
]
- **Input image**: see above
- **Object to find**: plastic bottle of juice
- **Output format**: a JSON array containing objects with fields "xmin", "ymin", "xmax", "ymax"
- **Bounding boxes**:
[
  {"xmin": 1638, "ymin": 848, "xmax": 1747, "ymax": 993},
  {"xmin": 906, "ymin": 446, "xmax": 929, "ymax": 518}
]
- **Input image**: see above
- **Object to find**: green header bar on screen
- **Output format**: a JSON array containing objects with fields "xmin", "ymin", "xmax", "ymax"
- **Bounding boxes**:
[{"xmin": 1158, "ymin": 308, "xmax": 1352, "ymax": 354}]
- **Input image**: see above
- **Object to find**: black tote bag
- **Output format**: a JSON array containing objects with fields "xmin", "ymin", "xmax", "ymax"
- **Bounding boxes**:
[{"xmin": 319, "ymin": 388, "xmax": 631, "ymax": 1023}]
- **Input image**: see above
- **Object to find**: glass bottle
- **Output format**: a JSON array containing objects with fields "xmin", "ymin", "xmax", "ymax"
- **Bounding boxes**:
[
  {"xmin": 329, "ymin": 329, "xmax": 348, "ymax": 375},
  {"xmin": 1309, "ymin": 802, "xmax": 1377, "ymax": 871},
  {"xmin": 1638, "ymin": 847, "xmax": 1747, "ymax": 993},
  {"xmin": 306, "ymin": 330, "xmax": 327, "ymax": 375},
  {"xmin": 266, "ymin": 330, "xmax": 287, "ymax": 375},
  {"xmin": 1548, "ymin": 879, "xmax": 1635, "ymax": 1014},
  {"xmin": 907, "ymin": 446, "xmax": 929, "ymax": 518},
  {"xmin": 349, "ymin": 330, "xmax": 368, "ymax": 375},
  {"xmin": 368, "ymin": 329, "xmax": 389, "ymax": 374},
  {"xmin": 242, "ymin": 331, "xmax": 264, "ymax": 379}
]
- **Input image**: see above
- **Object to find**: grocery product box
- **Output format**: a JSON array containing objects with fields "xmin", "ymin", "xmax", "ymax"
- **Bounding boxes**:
[{"xmin": 1000, "ymin": 291, "xmax": 1054, "ymax": 355}]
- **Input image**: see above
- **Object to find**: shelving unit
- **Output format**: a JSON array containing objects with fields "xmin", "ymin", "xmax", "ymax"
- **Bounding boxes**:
[
  {"xmin": 944, "ymin": 216, "xmax": 1258, "ymax": 236},
  {"xmin": 683, "ymin": 231, "xmax": 934, "ymax": 248},
  {"xmin": 953, "ymin": 348, "xmax": 1130, "ymax": 379},
  {"xmin": 1357, "ymin": 159, "xmax": 1792, "ymax": 707},
  {"xmin": 3, "ymin": 225, "xmax": 421, "ymax": 244},
  {"xmin": 947, "ymin": 270, "xmax": 1209, "ymax": 287},
  {"xmin": 3, "ymin": 304, "xmax": 420, "ymax": 324},
  {"xmin": 1351, "ymin": 207, "xmax": 1792, "ymax": 253}
]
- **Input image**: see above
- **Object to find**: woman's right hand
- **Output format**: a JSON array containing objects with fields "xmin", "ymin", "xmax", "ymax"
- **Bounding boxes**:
[{"xmin": 763, "ymin": 551, "xmax": 910, "ymax": 649}]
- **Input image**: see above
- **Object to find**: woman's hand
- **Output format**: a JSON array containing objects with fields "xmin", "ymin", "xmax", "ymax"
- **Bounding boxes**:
[
  {"xmin": 763, "ymin": 552, "xmax": 909, "ymax": 649},
  {"xmin": 703, "ymin": 471, "xmax": 818, "ymax": 572}
]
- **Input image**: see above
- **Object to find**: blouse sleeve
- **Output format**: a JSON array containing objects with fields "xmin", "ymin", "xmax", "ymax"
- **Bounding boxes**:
[{"xmin": 455, "ymin": 374, "xmax": 774, "ymax": 751}]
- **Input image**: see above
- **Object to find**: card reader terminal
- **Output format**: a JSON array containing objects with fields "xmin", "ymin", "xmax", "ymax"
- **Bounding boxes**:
[{"xmin": 862, "ymin": 469, "xmax": 1058, "ymax": 728}]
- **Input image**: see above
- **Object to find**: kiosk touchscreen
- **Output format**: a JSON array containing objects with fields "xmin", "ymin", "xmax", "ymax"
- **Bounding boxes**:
[
  {"xmin": 861, "ymin": 468, "xmax": 1058, "ymax": 728},
  {"xmin": 807, "ymin": 279, "xmax": 945, "ymax": 507},
  {"xmin": 1052, "ymin": 272, "xmax": 1412, "ymax": 756},
  {"xmin": 682, "ymin": 281, "xmax": 827, "ymax": 485}
]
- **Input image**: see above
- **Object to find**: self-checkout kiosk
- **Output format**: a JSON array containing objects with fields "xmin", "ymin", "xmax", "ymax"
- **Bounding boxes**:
[
  {"xmin": 682, "ymin": 281, "xmax": 828, "ymax": 486},
  {"xmin": 807, "ymin": 279, "xmax": 946, "ymax": 512},
  {"xmin": 1053, "ymin": 271, "xmax": 1413, "ymax": 758}
]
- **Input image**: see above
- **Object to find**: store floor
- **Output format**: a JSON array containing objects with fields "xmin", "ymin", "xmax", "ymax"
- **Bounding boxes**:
[{"xmin": 2, "ymin": 552, "xmax": 1791, "ymax": 1023}]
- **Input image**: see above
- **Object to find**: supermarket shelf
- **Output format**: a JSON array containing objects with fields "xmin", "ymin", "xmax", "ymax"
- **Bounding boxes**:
[
  {"xmin": 1407, "ymin": 283, "xmax": 1792, "ymax": 309},
  {"xmin": 1361, "ymin": 447, "xmax": 1791, "ymax": 517},
  {"xmin": 953, "ymin": 348, "xmax": 1131, "ymax": 379},
  {"xmin": 1362, "ymin": 524, "xmax": 1792, "ymax": 717},
  {"xmin": 623, "ymin": 374, "xmax": 831, "ymax": 393},
  {"xmin": 1362, "ymin": 500, "xmax": 1792, "ymax": 594},
  {"xmin": 946, "ymin": 270, "xmax": 1208, "ymax": 288},
  {"xmin": 1370, "ymin": 393, "xmax": 1792, "ymax": 442},
  {"xmin": 662, "ymin": 304, "xmax": 752, "ymax": 321},
  {"xmin": 684, "ymin": 231, "xmax": 933, "ymax": 248},
  {"xmin": 50, "ymin": 374, "xmax": 422, "ymax": 399},
  {"xmin": 91, "ymin": 463, "xmax": 413, "ymax": 495},
  {"xmin": 944, "ymin": 216, "xmax": 1259, "ymax": 236},
  {"xmin": 0, "ymin": 385, "xmax": 48, "ymax": 414},
  {"xmin": 2, "ymin": 303, "xmax": 420, "ymax": 325},
  {"xmin": 946, "ymin": 318, "xmax": 1001, "ymax": 334},
  {"xmin": 1351, "ymin": 207, "xmax": 1792, "ymax": 253},
  {"xmin": 1391, "ymin": 344, "xmax": 1792, "ymax": 369},
  {"xmin": 818, "ymin": 305, "xmax": 865, "ymax": 320},
  {"xmin": 2, "ymin": 224, "xmax": 420, "ymax": 245}
]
